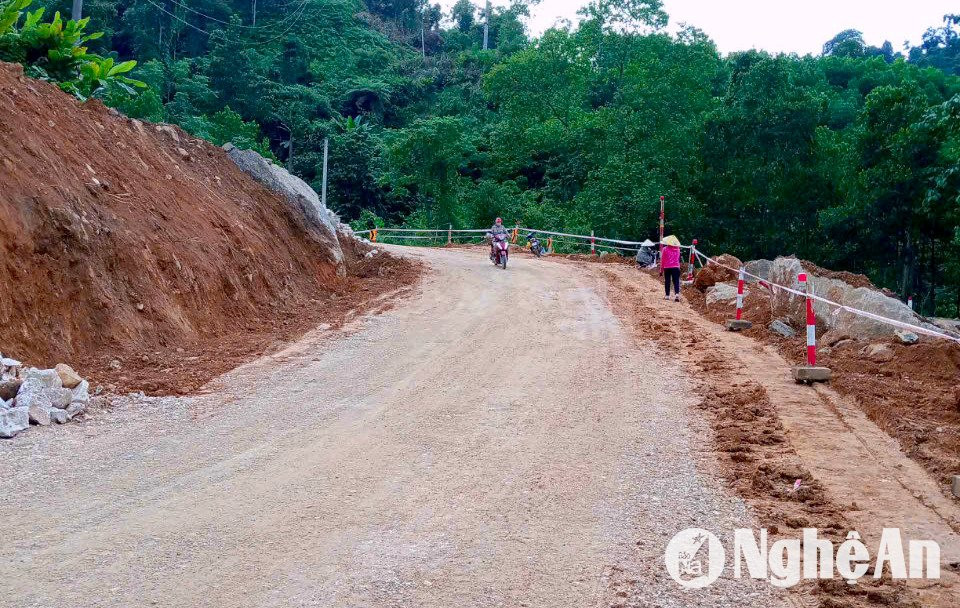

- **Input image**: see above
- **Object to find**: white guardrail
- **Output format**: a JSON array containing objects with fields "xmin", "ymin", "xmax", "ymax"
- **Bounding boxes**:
[{"xmin": 353, "ymin": 225, "xmax": 960, "ymax": 345}]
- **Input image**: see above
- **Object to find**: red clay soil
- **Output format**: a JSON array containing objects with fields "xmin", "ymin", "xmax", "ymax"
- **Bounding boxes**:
[
  {"xmin": 0, "ymin": 62, "xmax": 419, "ymax": 395},
  {"xmin": 683, "ymin": 272, "xmax": 960, "ymax": 496}
]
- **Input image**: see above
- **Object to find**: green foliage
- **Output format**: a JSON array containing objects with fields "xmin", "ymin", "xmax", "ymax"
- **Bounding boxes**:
[
  {"xmin": 0, "ymin": 0, "xmax": 31, "ymax": 36},
  {"xmin": 180, "ymin": 108, "xmax": 274, "ymax": 158},
  {"xmin": 3, "ymin": 0, "xmax": 960, "ymax": 314},
  {"xmin": 0, "ymin": 0, "xmax": 144, "ymax": 102}
]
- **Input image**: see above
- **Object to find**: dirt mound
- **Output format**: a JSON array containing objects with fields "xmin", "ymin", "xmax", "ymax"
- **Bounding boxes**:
[
  {"xmin": 692, "ymin": 253, "xmax": 741, "ymax": 291},
  {"xmin": 0, "ymin": 62, "xmax": 418, "ymax": 394}
]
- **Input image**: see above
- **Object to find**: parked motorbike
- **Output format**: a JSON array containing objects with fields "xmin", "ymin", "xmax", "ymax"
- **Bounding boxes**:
[
  {"xmin": 488, "ymin": 232, "xmax": 509, "ymax": 269},
  {"xmin": 528, "ymin": 232, "xmax": 544, "ymax": 257}
]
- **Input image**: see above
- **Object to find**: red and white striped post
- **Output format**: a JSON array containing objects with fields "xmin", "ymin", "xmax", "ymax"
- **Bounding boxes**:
[
  {"xmin": 800, "ymin": 273, "xmax": 816, "ymax": 366},
  {"xmin": 686, "ymin": 239, "xmax": 698, "ymax": 280},
  {"xmin": 658, "ymin": 195, "xmax": 665, "ymax": 270},
  {"xmin": 736, "ymin": 267, "xmax": 746, "ymax": 321},
  {"xmin": 590, "ymin": 230, "xmax": 595, "ymax": 254},
  {"xmin": 792, "ymin": 273, "xmax": 831, "ymax": 382},
  {"xmin": 907, "ymin": 295, "xmax": 914, "ymax": 310}
]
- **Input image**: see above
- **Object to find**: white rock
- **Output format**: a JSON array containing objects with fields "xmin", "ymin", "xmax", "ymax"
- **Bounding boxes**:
[
  {"xmin": 0, "ymin": 406, "xmax": 29, "ymax": 438},
  {"xmin": 706, "ymin": 283, "xmax": 747, "ymax": 306},
  {"xmin": 769, "ymin": 256, "xmax": 936, "ymax": 341},
  {"xmin": 744, "ymin": 259, "xmax": 773, "ymax": 283},
  {"xmin": 27, "ymin": 403, "xmax": 52, "ymax": 426},
  {"xmin": 49, "ymin": 408, "xmax": 69, "ymax": 424},
  {"xmin": 894, "ymin": 329, "xmax": 919, "ymax": 345},
  {"xmin": 55, "ymin": 363, "xmax": 83, "ymax": 389},
  {"xmin": 768, "ymin": 320, "xmax": 797, "ymax": 338},
  {"xmin": 21, "ymin": 368, "xmax": 62, "ymax": 390},
  {"xmin": 71, "ymin": 380, "xmax": 90, "ymax": 405},
  {"xmin": 49, "ymin": 388, "xmax": 73, "ymax": 409},
  {"xmin": 860, "ymin": 343, "xmax": 894, "ymax": 363},
  {"xmin": 66, "ymin": 401, "xmax": 87, "ymax": 419},
  {"xmin": 224, "ymin": 146, "xmax": 346, "ymax": 275},
  {"xmin": 14, "ymin": 378, "xmax": 52, "ymax": 409}
]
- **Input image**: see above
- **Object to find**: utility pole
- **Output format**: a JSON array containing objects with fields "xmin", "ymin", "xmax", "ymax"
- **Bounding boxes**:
[
  {"xmin": 483, "ymin": 0, "xmax": 490, "ymax": 50},
  {"xmin": 321, "ymin": 137, "xmax": 329, "ymax": 210},
  {"xmin": 72, "ymin": 0, "xmax": 82, "ymax": 20},
  {"xmin": 252, "ymin": 0, "xmax": 257, "ymax": 25}
]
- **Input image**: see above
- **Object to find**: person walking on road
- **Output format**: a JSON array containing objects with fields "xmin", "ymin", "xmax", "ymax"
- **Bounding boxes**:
[{"xmin": 661, "ymin": 235, "xmax": 682, "ymax": 302}]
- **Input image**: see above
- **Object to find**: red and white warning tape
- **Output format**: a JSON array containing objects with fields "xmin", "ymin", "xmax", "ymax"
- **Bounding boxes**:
[{"xmin": 693, "ymin": 250, "xmax": 960, "ymax": 345}]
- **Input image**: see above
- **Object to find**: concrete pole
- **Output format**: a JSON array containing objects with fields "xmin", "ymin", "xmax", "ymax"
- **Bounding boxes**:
[
  {"xmin": 72, "ymin": 0, "xmax": 83, "ymax": 20},
  {"xmin": 321, "ymin": 138, "xmax": 329, "ymax": 210},
  {"xmin": 483, "ymin": 0, "xmax": 490, "ymax": 50}
]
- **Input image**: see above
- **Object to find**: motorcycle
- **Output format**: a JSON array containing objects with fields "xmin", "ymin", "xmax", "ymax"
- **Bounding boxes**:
[
  {"xmin": 488, "ymin": 232, "xmax": 509, "ymax": 269},
  {"xmin": 528, "ymin": 232, "xmax": 544, "ymax": 258}
]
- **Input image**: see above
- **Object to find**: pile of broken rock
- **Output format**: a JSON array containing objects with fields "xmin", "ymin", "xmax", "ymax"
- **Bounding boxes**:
[{"xmin": 0, "ymin": 356, "xmax": 91, "ymax": 439}]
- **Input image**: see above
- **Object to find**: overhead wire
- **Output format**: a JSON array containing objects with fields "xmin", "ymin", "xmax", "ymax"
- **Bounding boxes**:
[{"xmin": 142, "ymin": 0, "xmax": 310, "ymax": 41}]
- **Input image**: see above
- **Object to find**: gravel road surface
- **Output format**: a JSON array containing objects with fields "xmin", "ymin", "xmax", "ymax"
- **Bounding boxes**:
[{"xmin": 1, "ymin": 247, "xmax": 787, "ymax": 608}]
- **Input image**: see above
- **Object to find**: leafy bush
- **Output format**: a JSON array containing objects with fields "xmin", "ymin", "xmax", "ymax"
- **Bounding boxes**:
[{"xmin": 0, "ymin": 0, "xmax": 145, "ymax": 101}]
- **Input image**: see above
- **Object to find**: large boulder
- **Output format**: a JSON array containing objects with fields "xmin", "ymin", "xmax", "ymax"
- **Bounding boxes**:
[
  {"xmin": 55, "ymin": 364, "xmax": 83, "ymax": 389},
  {"xmin": 693, "ymin": 254, "xmax": 742, "ymax": 291},
  {"xmin": 768, "ymin": 256, "xmax": 932, "ymax": 340},
  {"xmin": 223, "ymin": 144, "xmax": 346, "ymax": 275},
  {"xmin": 930, "ymin": 318, "xmax": 960, "ymax": 338},
  {"xmin": 14, "ymin": 378, "xmax": 52, "ymax": 409},
  {"xmin": 706, "ymin": 283, "xmax": 747, "ymax": 306},
  {"xmin": 21, "ymin": 368, "xmax": 62, "ymax": 390},
  {"xmin": 744, "ymin": 259, "xmax": 773, "ymax": 284}
]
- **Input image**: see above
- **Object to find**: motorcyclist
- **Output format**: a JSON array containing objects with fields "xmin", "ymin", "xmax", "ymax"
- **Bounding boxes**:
[{"xmin": 488, "ymin": 218, "xmax": 509, "ymax": 260}]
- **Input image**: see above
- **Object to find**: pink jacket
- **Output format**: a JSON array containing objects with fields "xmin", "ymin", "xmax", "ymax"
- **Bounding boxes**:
[{"xmin": 661, "ymin": 245, "xmax": 682, "ymax": 269}]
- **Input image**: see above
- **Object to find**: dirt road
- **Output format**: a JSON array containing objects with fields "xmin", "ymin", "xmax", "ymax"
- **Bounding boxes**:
[{"xmin": 0, "ymin": 247, "xmax": 819, "ymax": 607}]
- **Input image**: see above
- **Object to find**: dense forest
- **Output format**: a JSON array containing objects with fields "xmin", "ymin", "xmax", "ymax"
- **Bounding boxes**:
[{"xmin": 2, "ymin": 0, "xmax": 960, "ymax": 316}]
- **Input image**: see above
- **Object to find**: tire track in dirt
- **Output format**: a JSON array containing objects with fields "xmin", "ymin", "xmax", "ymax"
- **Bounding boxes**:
[{"xmin": 0, "ymin": 247, "xmax": 787, "ymax": 608}]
